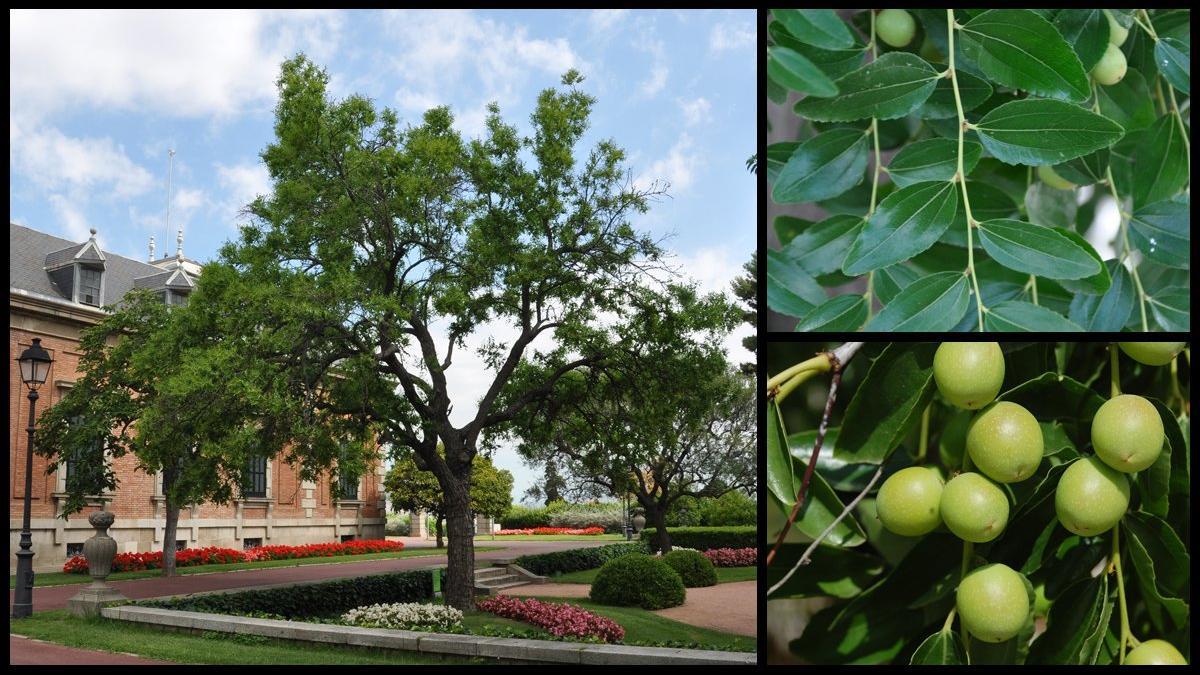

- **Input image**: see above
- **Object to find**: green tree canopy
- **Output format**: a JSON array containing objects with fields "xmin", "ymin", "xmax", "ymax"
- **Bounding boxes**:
[{"xmin": 385, "ymin": 446, "xmax": 512, "ymax": 547}]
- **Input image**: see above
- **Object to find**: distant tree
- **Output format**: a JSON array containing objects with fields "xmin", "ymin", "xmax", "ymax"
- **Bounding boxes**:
[
  {"xmin": 731, "ymin": 251, "xmax": 757, "ymax": 375},
  {"xmin": 524, "ymin": 460, "xmax": 568, "ymax": 506},
  {"xmin": 385, "ymin": 446, "xmax": 512, "ymax": 547}
]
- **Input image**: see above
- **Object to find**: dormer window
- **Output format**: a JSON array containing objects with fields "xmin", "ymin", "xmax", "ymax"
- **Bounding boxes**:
[
  {"xmin": 77, "ymin": 265, "xmax": 103, "ymax": 306},
  {"xmin": 160, "ymin": 289, "xmax": 189, "ymax": 306}
]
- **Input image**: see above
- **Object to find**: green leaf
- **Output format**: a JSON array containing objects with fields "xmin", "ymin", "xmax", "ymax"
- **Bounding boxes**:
[
  {"xmin": 1024, "ymin": 182, "xmax": 1077, "ymax": 230},
  {"xmin": 794, "ymin": 294, "xmax": 868, "ymax": 332},
  {"xmin": 1146, "ymin": 286, "xmax": 1189, "ymax": 331},
  {"xmin": 766, "ymin": 142, "xmax": 800, "ymax": 185},
  {"xmin": 920, "ymin": 69, "xmax": 993, "ymax": 119},
  {"xmin": 1027, "ymin": 574, "xmax": 1108, "ymax": 665},
  {"xmin": 1122, "ymin": 512, "xmax": 1190, "ymax": 634},
  {"xmin": 984, "ymin": 300, "xmax": 1084, "ymax": 331},
  {"xmin": 1154, "ymin": 37, "xmax": 1190, "ymax": 95},
  {"xmin": 1159, "ymin": 401, "xmax": 1189, "ymax": 545},
  {"xmin": 771, "ymin": 9, "xmax": 855, "ymax": 50},
  {"xmin": 1133, "ymin": 114, "xmax": 1189, "ymax": 209},
  {"xmin": 1052, "ymin": 9, "xmax": 1110, "ymax": 72},
  {"xmin": 1068, "ymin": 261, "xmax": 1134, "ymax": 331},
  {"xmin": 999, "ymin": 373, "xmax": 1105, "ymax": 426},
  {"xmin": 842, "ymin": 181, "xmax": 959, "ymax": 275},
  {"xmin": 866, "ymin": 272, "xmax": 971, "ymax": 332},
  {"xmin": 773, "ymin": 214, "xmax": 811, "ymax": 246},
  {"xmin": 788, "ymin": 453, "xmax": 867, "ymax": 548},
  {"xmin": 886, "ymin": 138, "xmax": 983, "ymax": 188},
  {"xmin": 783, "ymin": 214, "xmax": 863, "ymax": 276},
  {"xmin": 767, "ymin": 249, "xmax": 826, "ymax": 318},
  {"xmin": 833, "ymin": 342, "xmax": 936, "ymax": 464},
  {"xmin": 789, "ymin": 428, "xmax": 913, "ymax": 493},
  {"xmin": 974, "ymin": 99, "xmax": 1125, "ymax": 166},
  {"xmin": 1052, "ymin": 227, "xmax": 1111, "ymax": 295},
  {"xmin": 1128, "ymin": 198, "xmax": 1190, "ymax": 269},
  {"xmin": 770, "ymin": 20, "xmax": 866, "ymax": 80},
  {"xmin": 1096, "ymin": 68, "xmax": 1156, "ymax": 132},
  {"xmin": 940, "ymin": 181, "xmax": 1019, "ymax": 248},
  {"xmin": 911, "ymin": 631, "xmax": 968, "ymax": 665},
  {"xmin": 768, "ymin": 46, "xmax": 839, "ymax": 97},
  {"xmin": 977, "ymin": 219, "xmax": 1101, "ymax": 279},
  {"xmin": 767, "ymin": 544, "xmax": 884, "ymax": 599},
  {"xmin": 794, "ymin": 52, "xmax": 939, "ymax": 122},
  {"xmin": 1052, "ymin": 148, "xmax": 1110, "ymax": 187},
  {"xmin": 959, "ymin": 10, "xmax": 1091, "ymax": 101},
  {"xmin": 873, "ymin": 263, "xmax": 920, "ymax": 306},
  {"xmin": 773, "ymin": 128, "xmax": 869, "ymax": 203},
  {"xmin": 766, "ymin": 399, "xmax": 794, "ymax": 507}
]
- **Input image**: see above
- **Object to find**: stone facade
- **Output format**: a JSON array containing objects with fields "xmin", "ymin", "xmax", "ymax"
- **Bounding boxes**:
[{"xmin": 10, "ymin": 223, "xmax": 385, "ymax": 573}]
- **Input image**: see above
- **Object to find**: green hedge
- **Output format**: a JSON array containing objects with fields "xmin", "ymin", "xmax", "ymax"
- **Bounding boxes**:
[
  {"xmin": 140, "ymin": 570, "xmax": 432, "ymax": 618},
  {"xmin": 640, "ymin": 526, "xmax": 757, "ymax": 552},
  {"xmin": 513, "ymin": 541, "xmax": 649, "ymax": 576}
]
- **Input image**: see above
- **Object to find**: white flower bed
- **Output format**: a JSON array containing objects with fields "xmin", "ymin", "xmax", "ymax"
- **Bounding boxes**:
[{"xmin": 341, "ymin": 602, "xmax": 464, "ymax": 631}]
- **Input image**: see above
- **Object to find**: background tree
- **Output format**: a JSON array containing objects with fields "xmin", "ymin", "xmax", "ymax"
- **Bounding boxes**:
[
  {"xmin": 503, "ymin": 284, "xmax": 755, "ymax": 553},
  {"xmin": 385, "ymin": 446, "xmax": 513, "ymax": 547},
  {"xmin": 523, "ymin": 460, "xmax": 567, "ymax": 506},
  {"xmin": 214, "ymin": 55, "xmax": 671, "ymax": 609},
  {"xmin": 731, "ymin": 252, "xmax": 758, "ymax": 375}
]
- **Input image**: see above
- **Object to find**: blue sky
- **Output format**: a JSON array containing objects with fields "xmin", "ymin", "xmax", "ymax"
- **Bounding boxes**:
[{"xmin": 10, "ymin": 9, "xmax": 756, "ymax": 503}]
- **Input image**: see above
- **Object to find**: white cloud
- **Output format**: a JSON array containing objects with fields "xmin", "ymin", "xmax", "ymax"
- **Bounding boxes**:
[
  {"xmin": 638, "ymin": 41, "xmax": 669, "ymax": 97},
  {"xmin": 588, "ymin": 9, "xmax": 629, "ymax": 32},
  {"xmin": 709, "ymin": 20, "xmax": 755, "ymax": 53},
  {"xmin": 10, "ymin": 121, "xmax": 155, "ymax": 199},
  {"xmin": 636, "ymin": 133, "xmax": 701, "ymax": 194},
  {"xmin": 215, "ymin": 161, "xmax": 273, "ymax": 227},
  {"xmin": 679, "ymin": 97, "xmax": 712, "ymax": 126},
  {"xmin": 48, "ymin": 194, "xmax": 93, "ymax": 242},
  {"xmin": 10, "ymin": 9, "xmax": 343, "ymax": 120}
]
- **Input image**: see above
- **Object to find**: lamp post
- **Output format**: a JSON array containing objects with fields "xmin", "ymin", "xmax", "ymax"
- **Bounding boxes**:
[{"xmin": 14, "ymin": 338, "xmax": 53, "ymax": 618}]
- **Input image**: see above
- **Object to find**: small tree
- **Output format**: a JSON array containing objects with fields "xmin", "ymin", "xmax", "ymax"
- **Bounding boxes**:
[
  {"xmin": 731, "ymin": 252, "xmax": 758, "ymax": 376},
  {"xmin": 385, "ymin": 447, "xmax": 512, "ymax": 547}
]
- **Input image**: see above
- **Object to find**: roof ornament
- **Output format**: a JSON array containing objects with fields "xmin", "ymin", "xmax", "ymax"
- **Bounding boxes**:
[
  {"xmin": 149, "ymin": 235, "xmax": 155, "ymax": 262},
  {"xmin": 176, "ymin": 228, "xmax": 183, "ymax": 260}
]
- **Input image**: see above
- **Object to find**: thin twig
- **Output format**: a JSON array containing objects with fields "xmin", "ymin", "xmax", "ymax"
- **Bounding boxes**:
[
  {"xmin": 768, "ymin": 462, "xmax": 885, "ymax": 597},
  {"xmin": 766, "ymin": 342, "xmax": 862, "ymax": 566}
]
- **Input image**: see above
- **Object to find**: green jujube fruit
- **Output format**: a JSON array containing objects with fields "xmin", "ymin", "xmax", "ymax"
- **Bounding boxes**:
[
  {"xmin": 1124, "ymin": 639, "xmax": 1188, "ymax": 665},
  {"xmin": 966, "ymin": 401, "xmax": 1044, "ymax": 483},
  {"xmin": 877, "ymin": 9, "xmax": 916, "ymax": 48},
  {"xmin": 1091, "ymin": 394, "xmax": 1165, "ymax": 473},
  {"xmin": 1118, "ymin": 342, "xmax": 1187, "ymax": 366},
  {"xmin": 933, "ymin": 342, "xmax": 1006, "ymax": 410},
  {"xmin": 940, "ymin": 472, "xmax": 1009, "ymax": 543},
  {"xmin": 1055, "ymin": 456, "xmax": 1130, "ymax": 536},
  {"xmin": 956, "ymin": 563, "xmax": 1030, "ymax": 643},
  {"xmin": 876, "ymin": 466, "xmax": 945, "ymax": 536}
]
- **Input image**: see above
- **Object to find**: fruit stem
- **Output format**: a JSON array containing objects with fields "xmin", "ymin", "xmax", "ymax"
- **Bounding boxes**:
[
  {"xmin": 916, "ymin": 403, "xmax": 931, "ymax": 464},
  {"xmin": 1113, "ymin": 522, "xmax": 1131, "ymax": 665},
  {"xmin": 942, "ymin": 607, "xmax": 957, "ymax": 634},
  {"xmin": 960, "ymin": 540, "xmax": 974, "ymax": 649},
  {"xmin": 774, "ymin": 367, "xmax": 821, "ymax": 405},
  {"xmin": 945, "ymin": 8, "xmax": 985, "ymax": 332},
  {"xmin": 767, "ymin": 354, "xmax": 831, "ymax": 391},
  {"xmin": 1109, "ymin": 343, "xmax": 1121, "ymax": 398}
]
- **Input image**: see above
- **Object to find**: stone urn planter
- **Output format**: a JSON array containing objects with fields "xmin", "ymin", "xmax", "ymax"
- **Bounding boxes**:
[
  {"xmin": 67, "ymin": 510, "xmax": 128, "ymax": 617},
  {"xmin": 631, "ymin": 514, "xmax": 647, "ymax": 533}
]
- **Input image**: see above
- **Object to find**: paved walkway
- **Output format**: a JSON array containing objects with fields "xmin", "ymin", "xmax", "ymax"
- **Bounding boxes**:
[
  {"xmin": 9, "ymin": 634, "xmax": 169, "ymax": 665},
  {"xmin": 501, "ymin": 580, "xmax": 758, "ymax": 637},
  {"xmin": 7, "ymin": 539, "xmax": 607, "ymax": 614}
]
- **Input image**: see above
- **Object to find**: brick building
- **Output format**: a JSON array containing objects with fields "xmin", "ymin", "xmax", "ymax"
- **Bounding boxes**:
[{"xmin": 9, "ymin": 223, "xmax": 386, "ymax": 573}]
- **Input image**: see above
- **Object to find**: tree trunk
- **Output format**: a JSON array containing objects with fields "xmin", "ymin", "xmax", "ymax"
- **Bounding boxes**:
[
  {"xmin": 442, "ymin": 476, "xmax": 475, "ymax": 610},
  {"xmin": 649, "ymin": 505, "xmax": 671, "ymax": 554},
  {"xmin": 162, "ymin": 500, "xmax": 180, "ymax": 577},
  {"xmin": 435, "ymin": 512, "xmax": 445, "ymax": 549}
]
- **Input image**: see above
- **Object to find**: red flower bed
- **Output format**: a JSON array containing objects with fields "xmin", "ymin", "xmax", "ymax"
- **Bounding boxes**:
[
  {"xmin": 702, "ymin": 547, "xmax": 757, "ymax": 567},
  {"xmin": 494, "ymin": 526, "xmax": 605, "ymax": 536},
  {"xmin": 63, "ymin": 539, "xmax": 403, "ymax": 574},
  {"xmin": 477, "ymin": 595, "xmax": 624, "ymax": 643}
]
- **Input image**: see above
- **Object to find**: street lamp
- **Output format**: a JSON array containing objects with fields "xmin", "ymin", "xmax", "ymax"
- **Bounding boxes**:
[{"xmin": 14, "ymin": 338, "xmax": 53, "ymax": 618}]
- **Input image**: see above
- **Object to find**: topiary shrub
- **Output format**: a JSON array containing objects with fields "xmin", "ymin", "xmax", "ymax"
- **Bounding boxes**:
[
  {"xmin": 640, "ymin": 526, "xmax": 757, "ymax": 552},
  {"xmin": 589, "ymin": 553, "xmax": 686, "ymax": 610},
  {"xmin": 513, "ymin": 541, "xmax": 648, "ymax": 576},
  {"xmin": 662, "ymin": 549, "xmax": 718, "ymax": 587}
]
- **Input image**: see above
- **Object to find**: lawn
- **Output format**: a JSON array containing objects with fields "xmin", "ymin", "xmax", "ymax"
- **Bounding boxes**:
[
  {"xmin": 473, "ymin": 534, "xmax": 626, "ymax": 542},
  {"xmin": 550, "ymin": 565, "xmax": 757, "ymax": 585},
  {"xmin": 11, "ymin": 547, "xmax": 503, "ymax": 589},
  {"xmin": 9, "ymin": 610, "xmax": 481, "ymax": 665}
]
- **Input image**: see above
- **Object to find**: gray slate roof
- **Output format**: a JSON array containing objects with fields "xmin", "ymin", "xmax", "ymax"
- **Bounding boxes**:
[{"xmin": 10, "ymin": 223, "xmax": 195, "ymax": 307}]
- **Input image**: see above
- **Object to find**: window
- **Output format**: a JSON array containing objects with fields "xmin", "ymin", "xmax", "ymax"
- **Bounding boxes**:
[
  {"xmin": 338, "ymin": 472, "xmax": 359, "ymax": 500},
  {"xmin": 340, "ymin": 535, "xmax": 355, "ymax": 543},
  {"xmin": 78, "ymin": 266, "xmax": 102, "ymax": 306},
  {"xmin": 66, "ymin": 543, "xmax": 85, "ymax": 558},
  {"xmin": 161, "ymin": 290, "xmax": 189, "ymax": 306},
  {"xmin": 244, "ymin": 457, "xmax": 267, "ymax": 498},
  {"xmin": 65, "ymin": 415, "xmax": 103, "ymax": 488},
  {"xmin": 175, "ymin": 540, "xmax": 187, "ymax": 552},
  {"xmin": 242, "ymin": 538, "xmax": 262, "ymax": 550}
]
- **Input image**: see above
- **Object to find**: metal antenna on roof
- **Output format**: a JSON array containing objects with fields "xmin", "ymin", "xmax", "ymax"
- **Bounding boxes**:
[{"xmin": 164, "ymin": 148, "xmax": 175, "ymax": 259}]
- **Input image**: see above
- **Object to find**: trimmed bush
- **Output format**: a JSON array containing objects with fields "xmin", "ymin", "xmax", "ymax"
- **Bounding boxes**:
[
  {"xmin": 502, "ymin": 504, "xmax": 554, "ymax": 529},
  {"xmin": 513, "ymin": 541, "xmax": 648, "ymax": 576},
  {"xmin": 640, "ymin": 526, "xmax": 756, "ymax": 552},
  {"xmin": 662, "ymin": 549, "xmax": 718, "ymax": 587},
  {"xmin": 140, "ymin": 569, "xmax": 432, "ymax": 618},
  {"xmin": 589, "ymin": 553, "xmax": 685, "ymax": 610}
]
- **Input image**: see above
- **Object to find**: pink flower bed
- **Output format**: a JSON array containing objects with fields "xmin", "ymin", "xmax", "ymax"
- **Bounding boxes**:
[
  {"xmin": 63, "ymin": 539, "xmax": 403, "ymax": 574},
  {"xmin": 494, "ymin": 526, "xmax": 605, "ymax": 536},
  {"xmin": 477, "ymin": 595, "xmax": 624, "ymax": 643},
  {"xmin": 702, "ymin": 547, "xmax": 757, "ymax": 567}
]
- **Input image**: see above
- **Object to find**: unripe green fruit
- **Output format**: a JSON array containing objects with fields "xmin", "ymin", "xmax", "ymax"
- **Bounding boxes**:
[
  {"xmin": 1091, "ymin": 394, "xmax": 1164, "ymax": 473},
  {"xmin": 1055, "ymin": 455, "xmax": 1130, "ymax": 536},
  {"xmin": 1104, "ymin": 9, "xmax": 1129, "ymax": 47},
  {"xmin": 876, "ymin": 466, "xmax": 945, "ymax": 536},
  {"xmin": 933, "ymin": 342, "xmax": 1005, "ymax": 410},
  {"xmin": 1118, "ymin": 342, "xmax": 1187, "ymax": 366},
  {"xmin": 966, "ymin": 401, "xmax": 1044, "ymax": 483},
  {"xmin": 1038, "ymin": 164, "xmax": 1077, "ymax": 190},
  {"xmin": 956, "ymin": 563, "xmax": 1030, "ymax": 643},
  {"xmin": 1092, "ymin": 42, "xmax": 1127, "ymax": 86},
  {"xmin": 940, "ymin": 472, "xmax": 1009, "ymax": 543},
  {"xmin": 1125, "ymin": 639, "xmax": 1188, "ymax": 665},
  {"xmin": 938, "ymin": 410, "xmax": 972, "ymax": 468},
  {"xmin": 877, "ymin": 9, "xmax": 916, "ymax": 48}
]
